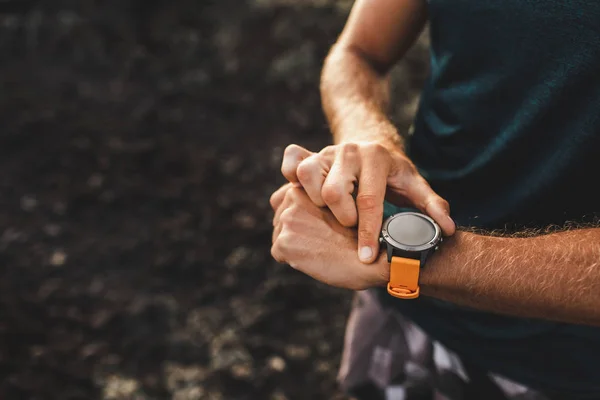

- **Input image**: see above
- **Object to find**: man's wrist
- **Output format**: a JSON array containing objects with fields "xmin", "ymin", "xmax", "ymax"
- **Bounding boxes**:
[
  {"xmin": 333, "ymin": 121, "xmax": 404, "ymax": 152},
  {"xmin": 419, "ymin": 230, "xmax": 475, "ymax": 294},
  {"xmin": 372, "ymin": 230, "xmax": 470, "ymax": 293}
]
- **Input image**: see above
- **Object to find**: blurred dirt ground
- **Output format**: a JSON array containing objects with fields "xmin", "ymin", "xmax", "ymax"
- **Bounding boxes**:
[{"xmin": 0, "ymin": 1, "xmax": 427, "ymax": 399}]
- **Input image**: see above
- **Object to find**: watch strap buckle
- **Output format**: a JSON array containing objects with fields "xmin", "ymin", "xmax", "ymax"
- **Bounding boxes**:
[{"xmin": 387, "ymin": 256, "xmax": 421, "ymax": 300}]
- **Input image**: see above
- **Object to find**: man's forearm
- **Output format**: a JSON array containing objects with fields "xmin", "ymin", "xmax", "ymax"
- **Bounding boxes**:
[
  {"xmin": 320, "ymin": 46, "xmax": 403, "ymax": 148},
  {"xmin": 410, "ymin": 228, "xmax": 600, "ymax": 326}
]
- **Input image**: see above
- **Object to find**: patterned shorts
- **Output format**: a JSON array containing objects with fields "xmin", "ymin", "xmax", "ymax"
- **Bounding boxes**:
[{"xmin": 337, "ymin": 290, "xmax": 553, "ymax": 400}]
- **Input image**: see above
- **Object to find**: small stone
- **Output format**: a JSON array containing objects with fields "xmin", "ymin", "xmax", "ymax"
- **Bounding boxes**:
[
  {"xmin": 267, "ymin": 356, "xmax": 286, "ymax": 372},
  {"xmin": 225, "ymin": 247, "xmax": 251, "ymax": 269},
  {"xmin": 205, "ymin": 392, "xmax": 223, "ymax": 400},
  {"xmin": 89, "ymin": 278, "xmax": 105, "ymax": 295},
  {"xmin": 230, "ymin": 297, "xmax": 266, "ymax": 327},
  {"xmin": 103, "ymin": 354, "xmax": 122, "ymax": 365},
  {"xmin": 223, "ymin": 273, "xmax": 237, "ymax": 288},
  {"xmin": 295, "ymin": 309, "xmax": 319, "ymax": 322},
  {"xmin": 53, "ymin": 202, "xmax": 67, "ymax": 215},
  {"xmin": 209, "ymin": 329, "xmax": 252, "ymax": 371},
  {"xmin": 100, "ymin": 191, "xmax": 116, "ymax": 203},
  {"xmin": 220, "ymin": 157, "xmax": 242, "ymax": 175},
  {"xmin": 30, "ymin": 346, "xmax": 45, "ymax": 358},
  {"xmin": 91, "ymin": 309, "xmax": 112, "ymax": 328},
  {"xmin": 270, "ymin": 390, "xmax": 289, "ymax": 400},
  {"xmin": 43, "ymin": 224, "xmax": 62, "ymax": 237},
  {"xmin": 80, "ymin": 343, "xmax": 105, "ymax": 358},
  {"xmin": 173, "ymin": 386, "xmax": 205, "ymax": 400},
  {"xmin": 164, "ymin": 363, "xmax": 208, "ymax": 391},
  {"xmin": 234, "ymin": 212, "xmax": 256, "ymax": 229},
  {"xmin": 73, "ymin": 136, "xmax": 91, "ymax": 149},
  {"xmin": 103, "ymin": 375, "xmax": 140, "ymax": 399},
  {"xmin": 182, "ymin": 69, "xmax": 210, "ymax": 86},
  {"xmin": 88, "ymin": 173, "xmax": 104, "ymax": 188},
  {"xmin": 216, "ymin": 193, "xmax": 232, "ymax": 208},
  {"xmin": 317, "ymin": 341, "xmax": 331, "ymax": 355},
  {"xmin": 38, "ymin": 278, "xmax": 61, "ymax": 299},
  {"xmin": 284, "ymin": 344, "xmax": 311, "ymax": 360},
  {"xmin": 49, "ymin": 250, "xmax": 67, "ymax": 266},
  {"xmin": 316, "ymin": 361, "xmax": 331, "ymax": 373},
  {"xmin": 57, "ymin": 10, "xmax": 80, "ymax": 27},
  {"xmin": 1, "ymin": 228, "xmax": 25, "ymax": 244},
  {"xmin": 21, "ymin": 195, "xmax": 37, "ymax": 211},
  {"xmin": 231, "ymin": 363, "xmax": 253, "ymax": 379}
]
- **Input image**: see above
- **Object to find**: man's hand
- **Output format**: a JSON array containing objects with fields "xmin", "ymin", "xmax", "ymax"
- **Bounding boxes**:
[
  {"xmin": 270, "ymin": 184, "xmax": 388, "ymax": 290},
  {"xmin": 280, "ymin": 142, "xmax": 456, "ymax": 264}
]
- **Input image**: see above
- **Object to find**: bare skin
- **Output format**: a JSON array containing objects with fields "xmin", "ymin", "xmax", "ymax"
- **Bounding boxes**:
[
  {"xmin": 271, "ymin": 0, "xmax": 600, "ymax": 326},
  {"xmin": 271, "ymin": 186, "xmax": 600, "ymax": 326},
  {"xmin": 280, "ymin": 0, "xmax": 455, "ymax": 265}
]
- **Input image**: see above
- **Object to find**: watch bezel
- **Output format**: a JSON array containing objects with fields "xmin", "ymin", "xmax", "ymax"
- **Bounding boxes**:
[{"xmin": 381, "ymin": 212, "xmax": 442, "ymax": 252}]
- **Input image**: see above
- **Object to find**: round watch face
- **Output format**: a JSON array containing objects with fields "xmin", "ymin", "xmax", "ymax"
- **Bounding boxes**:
[{"xmin": 381, "ymin": 212, "xmax": 441, "ymax": 252}]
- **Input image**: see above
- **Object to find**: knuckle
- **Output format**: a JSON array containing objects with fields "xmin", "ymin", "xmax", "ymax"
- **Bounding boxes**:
[
  {"xmin": 397, "ymin": 169, "xmax": 425, "ymax": 191},
  {"xmin": 296, "ymin": 157, "xmax": 320, "ymax": 182},
  {"xmin": 283, "ymin": 144, "xmax": 301, "ymax": 157},
  {"xmin": 276, "ymin": 232, "xmax": 293, "ymax": 252},
  {"xmin": 417, "ymin": 195, "xmax": 432, "ymax": 211},
  {"xmin": 423, "ymin": 194, "xmax": 445, "ymax": 213},
  {"xmin": 283, "ymin": 186, "xmax": 297, "ymax": 201},
  {"xmin": 407, "ymin": 164, "xmax": 421, "ymax": 177},
  {"xmin": 358, "ymin": 223, "xmax": 372, "ymax": 238},
  {"xmin": 284, "ymin": 187, "xmax": 304, "ymax": 204},
  {"xmin": 356, "ymin": 193, "xmax": 380, "ymax": 212},
  {"xmin": 358, "ymin": 226, "xmax": 374, "ymax": 245},
  {"xmin": 341, "ymin": 142, "xmax": 359, "ymax": 154},
  {"xmin": 280, "ymin": 162, "xmax": 292, "ymax": 177},
  {"xmin": 338, "ymin": 212, "xmax": 357, "ymax": 228},
  {"xmin": 269, "ymin": 195, "xmax": 276, "ymax": 210},
  {"xmin": 364, "ymin": 142, "xmax": 388, "ymax": 156},
  {"xmin": 319, "ymin": 145, "xmax": 335, "ymax": 157},
  {"xmin": 269, "ymin": 191, "xmax": 280, "ymax": 210},
  {"xmin": 279, "ymin": 207, "xmax": 296, "ymax": 225},
  {"xmin": 392, "ymin": 155, "xmax": 416, "ymax": 176},
  {"xmin": 321, "ymin": 182, "xmax": 344, "ymax": 204},
  {"xmin": 280, "ymin": 204, "xmax": 305, "ymax": 225},
  {"xmin": 271, "ymin": 243, "xmax": 284, "ymax": 262},
  {"xmin": 439, "ymin": 198, "xmax": 450, "ymax": 212}
]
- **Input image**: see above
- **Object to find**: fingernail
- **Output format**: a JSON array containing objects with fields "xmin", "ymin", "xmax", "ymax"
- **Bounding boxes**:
[{"xmin": 359, "ymin": 246, "xmax": 373, "ymax": 262}]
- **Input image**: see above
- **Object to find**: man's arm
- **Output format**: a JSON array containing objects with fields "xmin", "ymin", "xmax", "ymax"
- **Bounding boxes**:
[
  {"xmin": 321, "ymin": 0, "xmax": 428, "ymax": 147},
  {"xmin": 271, "ymin": 186, "xmax": 600, "ymax": 326},
  {"xmin": 381, "ymin": 228, "xmax": 600, "ymax": 326},
  {"xmin": 279, "ymin": 0, "xmax": 455, "ymax": 264}
]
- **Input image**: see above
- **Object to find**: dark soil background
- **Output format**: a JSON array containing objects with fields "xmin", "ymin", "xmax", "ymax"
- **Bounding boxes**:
[{"xmin": 0, "ymin": 1, "xmax": 428, "ymax": 399}]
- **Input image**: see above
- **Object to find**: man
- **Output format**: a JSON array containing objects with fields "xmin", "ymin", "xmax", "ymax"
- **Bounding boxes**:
[{"xmin": 270, "ymin": 0, "xmax": 600, "ymax": 399}]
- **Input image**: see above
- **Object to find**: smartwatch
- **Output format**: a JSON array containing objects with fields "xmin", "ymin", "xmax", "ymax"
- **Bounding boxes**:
[{"xmin": 380, "ymin": 211, "xmax": 442, "ymax": 299}]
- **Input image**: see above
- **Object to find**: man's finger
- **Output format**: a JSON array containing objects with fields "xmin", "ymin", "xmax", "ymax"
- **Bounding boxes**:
[
  {"xmin": 270, "ymin": 183, "xmax": 294, "ymax": 211},
  {"xmin": 403, "ymin": 176, "xmax": 456, "ymax": 236},
  {"xmin": 356, "ymin": 161, "xmax": 388, "ymax": 264},
  {"xmin": 297, "ymin": 155, "xmax": 327, "ymax": 207},
  {"xmin": 272, "ymin": 187, "xmax": 316, "ymax": 228},
  {"xmin": 321, "ymin": 150, "xmax": 360, "ymax": 227},
  {"xmin": 273, "ymin": 188, "xmax": 295, "ymax": 228},
  {"xmin": 281, "ymin": 144, "xmax": 313, "ymax": 183}
]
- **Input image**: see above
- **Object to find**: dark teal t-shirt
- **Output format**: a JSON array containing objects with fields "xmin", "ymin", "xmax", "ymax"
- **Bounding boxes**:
[{"xmin": 381, "ymin": 0, "xmax": 600, "ymax": 397}]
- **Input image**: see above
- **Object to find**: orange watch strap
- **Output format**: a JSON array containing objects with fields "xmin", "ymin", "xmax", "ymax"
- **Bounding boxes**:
[{"xmin": 387, "ymin": 256, "xmax": 421, "ymax": 299}]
